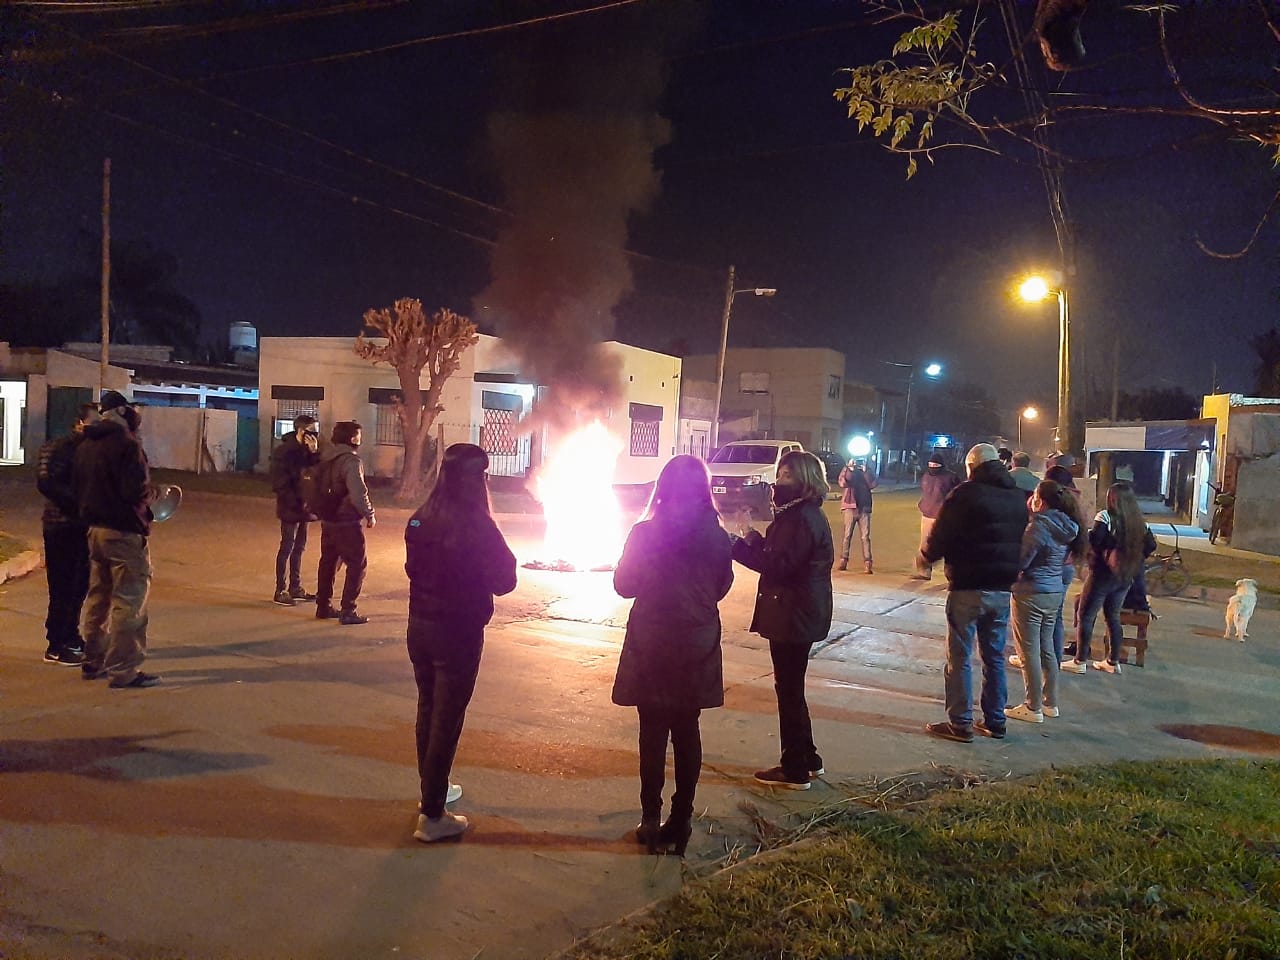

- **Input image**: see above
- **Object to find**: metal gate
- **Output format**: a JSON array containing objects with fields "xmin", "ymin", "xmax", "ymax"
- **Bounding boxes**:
[{"xmin": 477, "ymin": 407, "xmax": 530, "ymax": 477}]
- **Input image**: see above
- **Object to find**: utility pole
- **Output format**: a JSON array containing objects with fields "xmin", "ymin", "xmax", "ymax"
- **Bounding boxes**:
[
  {"xmin": 710, "ymin": 264, "xmax": 735, "ymax": 451},
  {"xmin": 99, "ymin": 157, "xmax": 111, "ymax": 397},
  {"xmin": 1110, "ymin": 333, "xmax": 1120, "ymax": 421}
]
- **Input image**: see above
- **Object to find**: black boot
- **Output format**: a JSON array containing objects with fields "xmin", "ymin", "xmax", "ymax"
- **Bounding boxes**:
[
  {"xmin": 658, "ymin": 815, "xmax": 693, "ymax": 857},
  {"xmin": 634, "ymin": 817, "xmax": 662, "ymax": 855}
]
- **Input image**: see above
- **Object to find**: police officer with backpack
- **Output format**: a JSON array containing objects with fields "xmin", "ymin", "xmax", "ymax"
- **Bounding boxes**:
[
  {"xmin": 269, "ymin": 415, "xmax": 320, "ymax": 606},
  {"xmin": 313, "ymin": 420, "xmax": 376, "ymax": 624}
]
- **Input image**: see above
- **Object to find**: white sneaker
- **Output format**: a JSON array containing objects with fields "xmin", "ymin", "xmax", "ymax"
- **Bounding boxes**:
[
  {"xmin": 416, "ymin": 783, "xmax": 463, "ymax": 812},
  {"xmin": 1092, "ymin": 659, "xmax": 1121, "ymax": 674},
  {"xmin": 1060, "ymin": 659, "xmax": 1087, "ymax": 675},
  {"xmin": 1043, "ymin": 705, "xmax": 1060, "ymax": 718},
  {"xmin": 1007, "ymin": 653, "xmax": 1023, "ymax": 668},
  {"xmin": 414, "ymin": 812, "xmax": 469, "ymax": 843},
  {"xmin": 1006, "ymin": 703, "xmax": 1044, "ymax": 723}
]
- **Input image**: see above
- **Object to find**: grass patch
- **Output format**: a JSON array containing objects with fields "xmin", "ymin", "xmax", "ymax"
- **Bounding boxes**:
[
  {"xmin": 0, "ymin": 532, "xmax": 29, "ymax": 564},
  {"xmin": 566, "ymin": 760, "xmax": 1280, "ymax": 959}
]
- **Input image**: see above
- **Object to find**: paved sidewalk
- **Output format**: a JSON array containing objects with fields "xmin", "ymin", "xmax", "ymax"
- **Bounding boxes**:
[{"xmin": 1, "ymin": 488, "xmax": 1278, "ymax": 959}]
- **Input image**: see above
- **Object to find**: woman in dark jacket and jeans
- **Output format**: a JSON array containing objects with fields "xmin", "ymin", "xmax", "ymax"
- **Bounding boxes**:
[
  {"xmin": 405, "ymin": 444, "xmax": 517, "ymax": 843},
  {"xmin": 732, "ymin": 450, "xmax": 834, "ymax": 790},
  {"xmin": 613, "ymin": 455, "xmax": 733, "ymax": 856}
]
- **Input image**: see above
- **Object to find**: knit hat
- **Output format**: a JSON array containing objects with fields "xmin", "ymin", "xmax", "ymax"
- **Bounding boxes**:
[
  {"xmin": 927, "ymin": 455, "xmax": 944, "ymax": 467},
  {"xmin": 99, "ymin": 390, "xmax": 131, "ymax": 412}
]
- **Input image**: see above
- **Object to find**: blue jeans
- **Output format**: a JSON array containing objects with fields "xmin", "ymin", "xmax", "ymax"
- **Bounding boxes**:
[
  {"xmin": 944, "ymin": 590, "xmax": 1010, "ymax": 730},
  {"xmin": 1075, "ymin": 569, "xmax": 1131, "ymax": 664},
  {"xmin": 840, "ymin": 510, "xmax": 872, "ymax": 564}
]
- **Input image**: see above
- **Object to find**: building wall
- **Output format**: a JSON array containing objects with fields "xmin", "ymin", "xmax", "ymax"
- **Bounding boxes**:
[
  {"xmin": 257, "ymin": 336, "xmax": 679, "ymax": 485},
  {"xmin": 682, "ymin": 347, "xmax": 844, "ymax": 450},
  {"xmin": 1230, "ymin": 452, "xmax": 1280, "ymax": 556}
]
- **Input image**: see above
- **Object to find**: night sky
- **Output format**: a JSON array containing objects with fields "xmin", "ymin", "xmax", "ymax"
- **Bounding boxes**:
[{"xmin": 3, "ymin": 0, "xmax": 1276, "ymax": 428}]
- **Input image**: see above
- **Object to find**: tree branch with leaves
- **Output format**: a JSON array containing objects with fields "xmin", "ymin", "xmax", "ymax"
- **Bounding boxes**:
[{"xmin": 355, "ymin": 298, "xmax": 479, "ymax": 501}]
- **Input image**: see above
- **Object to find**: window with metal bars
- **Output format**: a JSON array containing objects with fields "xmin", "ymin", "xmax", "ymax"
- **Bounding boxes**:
[
  {"xmin": 274, "ymin": 398, "xmax": 319, "ymax": 439},
  {"xmin": 375, "ymin": 404, "xmax": 404, "ymax": 446}
]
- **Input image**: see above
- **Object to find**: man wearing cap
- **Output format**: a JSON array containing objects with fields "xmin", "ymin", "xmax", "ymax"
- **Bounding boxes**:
[
  {"xmin": 35, "ymin": 402, "xmax": 100, "ymax": 665},
  {"xmin": 912, "ymin": 454, "xmax": 961, "ymax": 580},
  {"xmin": 918, "ymin": 443, "xmax": 1028, "ymax": 742},
  {"xmin": 269, "ymin": 414, "xmax": 320, "ymax": 606},
  {"xmin": 73, "ymin": 390, "xmax": 160, "ymax": 688}
]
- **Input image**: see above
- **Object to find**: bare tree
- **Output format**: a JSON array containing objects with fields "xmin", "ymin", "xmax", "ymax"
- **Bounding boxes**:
[{"xmin": 355, "ymin": 298, "xmax": 479, "ymax": 501}]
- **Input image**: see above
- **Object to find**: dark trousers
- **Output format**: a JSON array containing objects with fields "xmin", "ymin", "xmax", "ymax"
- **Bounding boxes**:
[
  {"xmin": 1076, "ymin": 570, "xmax": 1132, "ymax": 664},
  {"xmin": 407, "ymin": 618, "xmax": 483, "ymax": 819},
  {"xmin": 274, "ymin": 520, "xmax": 310, "ymax": 593},
  {"xmin": 44, "ymin": 523, "xmax": 89, "ymax": 653},
  {"xmin": 316, "ymin": 522, "xmax": 366, "ymax": 614},
  {"xmin": 768, "ymin": 640, "xmax": 821, "ymax": 779},
  {"xmin": 637, "ymin": 704, "xmax": 702, "ymax": 821}
]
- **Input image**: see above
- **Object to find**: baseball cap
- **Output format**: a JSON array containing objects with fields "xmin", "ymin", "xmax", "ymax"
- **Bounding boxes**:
[
  {"xmin": 1045, "ymin": 464, "xmax": 1078, "ymax": 490},
  {"xmin": 965, "ymin": 443, "xmax": 999, "ymax": 470}
]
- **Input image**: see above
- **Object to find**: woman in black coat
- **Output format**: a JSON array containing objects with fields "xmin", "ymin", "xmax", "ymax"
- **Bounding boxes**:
[
  {"xmin": 732, "ymin": 450, "xmax": 834, "ymax": 790},
  {"xmin": 405, "ymin": 444, "xmax": 517, "ymax": 843},
  {"xmin": 612, "ymin": 455, "xmax": 734, "ymax": 856}
]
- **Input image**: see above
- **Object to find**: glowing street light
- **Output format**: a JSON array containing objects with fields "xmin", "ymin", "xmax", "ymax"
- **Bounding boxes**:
[
  {"xmin": 883, "ymin": 360, "xmax": 944, "ymax": 459},
  {"xmin": 711, "ymin": 264, "xmax": 776, "ymax": 449},
  {"xmin": 1019, "ymin": 405, "xmax": 1039, "ymax": 448},
  {"xmin": 1016, "ymin": 270, "xmax": 1071, "ymax": 453}
]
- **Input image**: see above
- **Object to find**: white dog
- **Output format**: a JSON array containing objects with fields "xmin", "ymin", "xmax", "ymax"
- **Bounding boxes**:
[{"xmin": 1225, "ymin": 578, "xmax": 1258, "ymax": 641}]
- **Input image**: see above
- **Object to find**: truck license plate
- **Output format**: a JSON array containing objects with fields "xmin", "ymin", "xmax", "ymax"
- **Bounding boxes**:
[{"xmin": 712, "ymin": 486, "xmax": 727, "ymax": 494}]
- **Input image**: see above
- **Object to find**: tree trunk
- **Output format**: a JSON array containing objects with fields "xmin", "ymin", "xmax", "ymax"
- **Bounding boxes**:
[{"xmin": 394, "ymin": 365, "xmax": 441, "ymax": 503}]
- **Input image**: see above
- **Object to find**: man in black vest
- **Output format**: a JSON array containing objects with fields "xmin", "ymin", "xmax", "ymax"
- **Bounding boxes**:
[{"xmin": 919, "ymin": 443, "xmax": 1028, "ymax": 742}]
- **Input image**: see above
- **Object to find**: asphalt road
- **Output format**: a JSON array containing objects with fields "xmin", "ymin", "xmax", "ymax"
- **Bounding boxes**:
[{"xmin": 1, "ymin": 476, "xmax": 1278, "ymax": 960}]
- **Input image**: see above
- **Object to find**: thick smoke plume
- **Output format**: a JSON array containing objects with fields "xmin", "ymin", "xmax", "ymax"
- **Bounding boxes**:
[{"xmin": 476, "ymin": 21, "xmax": 677, "ymax": 427}]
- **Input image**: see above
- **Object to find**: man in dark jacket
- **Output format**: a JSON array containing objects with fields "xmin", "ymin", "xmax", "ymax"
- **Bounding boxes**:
[
  {"xmin": 269, "ymin": 414, "xmax": 319, "ymax": 606},
  {"xmin": 836, "ymin": 459, "xmax": 876, "ymax": 573},
  {"xmin": 314, "ymin": 420, "xmax": 376, "ymax": 625},
  {"xmin": 36, "ymin": 402, "xmax": 99, "ymax": 665},
  {"xmin": 73, "ymin": 391, "xmax": 159, "ymax": 689},
  {"xmin": 919, "ymin": 442, "xmax": 1029, "ymax": 742},
  {"xmin": 912, "ymin": 455, "xmax": 961, "ymax": 580}
]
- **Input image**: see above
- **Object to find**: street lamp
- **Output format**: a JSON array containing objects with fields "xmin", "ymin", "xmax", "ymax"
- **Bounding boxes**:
[
  {"xmin": 1017, "ymin": 270, "xmax": 1071, "ymax": 454},
  {"xmin": 1019, "ymin": 405, "xmax": 1038, "ymax": 448},
  {"xmin": 710, "ymin": 264, "xmax": 776, "ymax": 449},
  {"xmin": 884, "ymin": 360, "xmax": 943, "ymax": 460}
]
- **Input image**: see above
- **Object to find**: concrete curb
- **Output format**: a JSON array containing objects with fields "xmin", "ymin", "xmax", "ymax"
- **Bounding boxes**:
[{"xmin": 0, "ymin": 548, "xmax": 42, "ymax": 585}]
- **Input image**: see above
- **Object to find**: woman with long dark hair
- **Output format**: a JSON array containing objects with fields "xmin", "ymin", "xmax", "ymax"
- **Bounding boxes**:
[
  {"xmin": 732, "ymin": 450, "xmax": 833, "ymax": 789},
  {"xmin": 1063, "ymin": 482, "xmax": 1155, "ymax": 676},
  {"xmin": 1007, "ymin": 480, "xmax": 1086, "ymax": 722},
  {"xmin": 612, "ymin": 455, "xmax": 733, "ymax": 856},
  {"xmin": 405, "ymin": 443, "xmax": 517, "ymax": 842}
]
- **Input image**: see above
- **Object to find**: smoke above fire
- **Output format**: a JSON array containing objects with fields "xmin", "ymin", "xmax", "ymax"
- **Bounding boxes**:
[{"xmin": 476, "ymin": 15, "xmax": 683, "ymax": 426}]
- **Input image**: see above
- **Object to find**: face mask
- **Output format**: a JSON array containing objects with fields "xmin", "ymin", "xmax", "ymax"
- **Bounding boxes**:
[{"xmin": 772, "ymin": 482, "xmax": 800, "ymax": 505}]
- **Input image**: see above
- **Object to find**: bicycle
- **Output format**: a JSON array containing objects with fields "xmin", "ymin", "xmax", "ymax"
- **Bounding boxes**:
[{"xmin": 1144, "ymin": 523, "xmax": 1190, "ymax": 596}]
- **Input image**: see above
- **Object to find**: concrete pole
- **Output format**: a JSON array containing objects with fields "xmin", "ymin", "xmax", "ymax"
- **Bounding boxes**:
[
  {"xmin": 1057, "ymin": 287, "xmax": 1071, "ymax": 454},
  {"xmin": 100, "ymin": 157, "xmax": 111, "ymax": 398},
  {"xmin": 710, "ymin": 264, "xmax": 735, "ymax": 450}
]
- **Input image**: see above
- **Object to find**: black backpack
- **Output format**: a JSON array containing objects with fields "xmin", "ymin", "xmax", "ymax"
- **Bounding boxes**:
[{"xmin": 301, "ymin": 455, "xmax": 347, "ymax": 521}]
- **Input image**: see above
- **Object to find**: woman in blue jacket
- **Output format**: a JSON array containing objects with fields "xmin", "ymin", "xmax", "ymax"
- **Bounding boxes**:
[
  {"xmin": 1007, "ymin": 480, "xmax": 1086, "ymax": 722},
  {"xmin": 613, "ymin": 455, "xmax": 734, "ymax": 856}
]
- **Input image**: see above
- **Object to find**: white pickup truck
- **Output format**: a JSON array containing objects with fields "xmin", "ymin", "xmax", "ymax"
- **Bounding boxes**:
[{"xmin": 707, "ymin": 439, "xmax": 805, "ymax": 515}]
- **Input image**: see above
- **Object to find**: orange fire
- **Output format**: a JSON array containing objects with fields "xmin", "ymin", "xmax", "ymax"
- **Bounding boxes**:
[{"xmin": 535, "ymin": 420, "xmax": 625, "ymax": 570}]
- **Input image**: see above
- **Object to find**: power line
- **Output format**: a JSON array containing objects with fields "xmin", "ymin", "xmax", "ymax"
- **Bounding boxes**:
[{"xmin": 181, "ymin": 0, "xmax": 647, "ymax": 83}]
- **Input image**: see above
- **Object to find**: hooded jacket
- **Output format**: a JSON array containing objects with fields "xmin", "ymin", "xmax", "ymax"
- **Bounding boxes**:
[
  {"xmin": 732, "ymin": 497, "xmax": 834, "ymax": 645},
  {"xmin": 1086, "ymin": 509, "xmax": 1157, "ymax": 580},
  {"xmin": 612, "ymin": 507, "xmax": 734, "ymax": 710},
  {"xmin": 73, "ymin": 412, "xmax": 152, "ymax": 536},
  {"xmin": 319, "ymin": 442, "xmax": 375, "ymax": 524},
  {"xmin": 918, "ymin": 463, "xmax": 961, "ymax": 519},
  {"xmin": 838, "ymin": 465, "xmax": 875, "ymax": 514},
  {"xmin": 270, "ymin": 432, "xmax": 318, "ymax": 523},
  {"xmin": 1014, "ymin": 508, "xmax": 1079, "ymax": 594},
  {"xmin": 404, "ymin": 507, "xmax": 516, "ymax": 628},
  {"xmin": 37, "ymin": 432, "xmax": 86, "ymax": 527},
  {"xmin": 921, "ymin": 460, "xmax": 1028, "ymax": 591}
]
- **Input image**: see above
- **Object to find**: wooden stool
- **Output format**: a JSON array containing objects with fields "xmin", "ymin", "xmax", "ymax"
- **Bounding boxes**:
[{"xmin": 1118, "ymin": 610, "xmax": 1150, "ymax": 667}]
